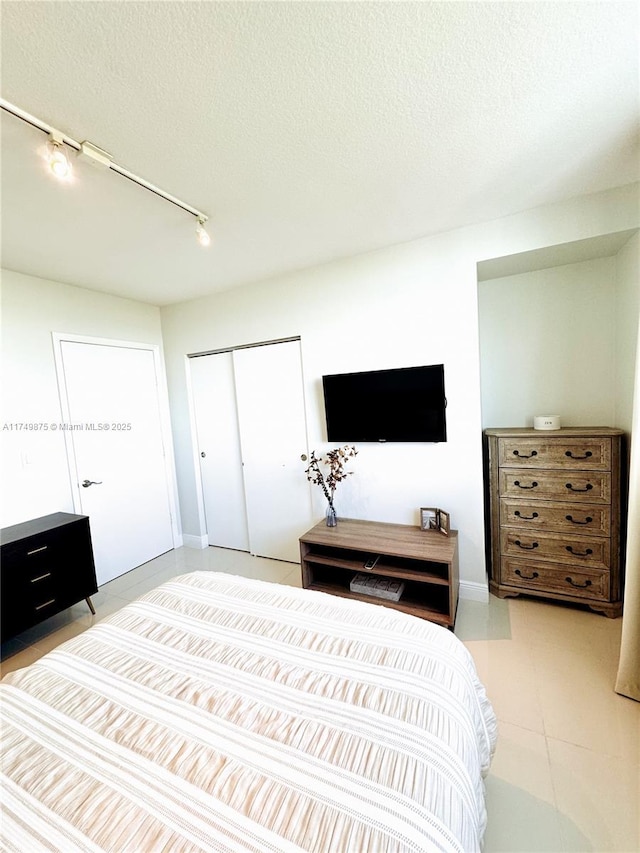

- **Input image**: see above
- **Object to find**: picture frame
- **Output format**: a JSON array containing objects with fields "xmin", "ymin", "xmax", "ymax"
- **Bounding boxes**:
[
  {"xmin": 420, "ymin": 507, "xmax": 439, "ymax": 531},
  {"xmin": 420, "ymin": 506, "xmax": 450, "ymax": 536}
]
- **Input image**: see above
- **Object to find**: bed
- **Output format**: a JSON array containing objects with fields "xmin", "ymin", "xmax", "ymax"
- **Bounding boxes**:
[{"xmin": 1, "ymin": 572, "xmax": 496, "ymax": 852}]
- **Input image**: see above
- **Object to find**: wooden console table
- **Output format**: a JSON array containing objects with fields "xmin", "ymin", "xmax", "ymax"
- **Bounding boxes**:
[{"xmin": 300, "ymin": 518, "xmax": 459, "ymax": 628}]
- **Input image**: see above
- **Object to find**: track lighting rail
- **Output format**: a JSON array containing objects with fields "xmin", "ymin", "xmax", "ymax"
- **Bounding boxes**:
[{"xmin": 1, "ymin": 98, "xmax": 209, "ymax": 226}]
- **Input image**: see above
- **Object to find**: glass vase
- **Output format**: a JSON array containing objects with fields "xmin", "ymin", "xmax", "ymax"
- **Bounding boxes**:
[{"xmin": 325, "ymin": 504, "xmax": 337, "ymax": 527}]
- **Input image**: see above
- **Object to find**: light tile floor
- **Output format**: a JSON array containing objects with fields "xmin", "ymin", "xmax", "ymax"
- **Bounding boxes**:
[{"xmin": 2, "ymin": 546, "xmax": 638, "ymax": 852}]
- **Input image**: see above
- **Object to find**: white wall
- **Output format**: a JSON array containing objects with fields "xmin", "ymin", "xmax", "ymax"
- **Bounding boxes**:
[
  {"xmin": 161, "ymin": 183, "xmax": 640, "ymax": 594},
  {"xmin": 477, "ymin": 231, "xmax": 638, "ymax": 435},
  {"xmin": 161, "ymin": 247, "xmax": 485, "ymax": 582},
  {"xmin": 2, "ymin": 186, "xmax": 635, "ymax": 596},
  {"xmin": 478, "ymin": 257, "xmax": 618, "ymax": 428},
  {"xmin": 0, "ymin": 269, "xmax": 165, "ymax": 527},
  {"xmin": 615, "ymin": 232, "xmax": 640, "ymax": 434}
]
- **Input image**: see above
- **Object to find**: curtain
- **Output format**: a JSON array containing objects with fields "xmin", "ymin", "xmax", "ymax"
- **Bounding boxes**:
[{"xmin": 615, "ymin": 314, "xmax": 640, "ymax": 701}]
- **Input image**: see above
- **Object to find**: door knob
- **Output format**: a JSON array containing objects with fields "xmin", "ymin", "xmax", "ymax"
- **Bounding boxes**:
[
  {"xmin": 300, "ymin": 454, "xmax": 308, "ymax": 461},
  {"xmin": 81, "ymin": 479, "xmax": 103, "ymax": 488},
  {"xmin": 201, "ymin": 452, "xmax": 206, "ymax": 458}
]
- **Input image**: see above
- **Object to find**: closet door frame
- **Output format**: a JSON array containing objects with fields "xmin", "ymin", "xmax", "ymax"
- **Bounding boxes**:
[{"xmin": 187, "ymin": 336, "xmax": 312, "ymax": 561}]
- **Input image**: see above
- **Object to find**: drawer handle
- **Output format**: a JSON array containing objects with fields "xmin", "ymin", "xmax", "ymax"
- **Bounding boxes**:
[
  {"xmin": 566, "ymin": 546, "xmax": 593, "ymax": 557},
  {"xmin": 514, "ymin": 480, "xmax": 538, "ymax": 490},
  {"xmin": 27, "ymin": 545, "xmax": 48, "ymax": 556},
  {"xmin": 30, "ymin": 573, "xmax": 52, "ymax": 583},
  {"xmin": 515, "ymin": 540, "xmax": 539, "ymax": 550},
  {"xmin": 566, "ymin": 515, "xmax": 593, "ymax": 525},
  {"xmin": 35, "ymin": 598, "xmax": 56, "ymax": 611},
  {"xmin": 565, "ymin": 450, "xmax": 593, "ymax": 459},
  {"xmin": 515, "ymin": 511, "xmax": 539, "ymax": 520},
  {"xmin": 565, "ymin": 483, "xmax": 593, "ymax": 493},
  {"xmin": 515, "ymin": 569, "xmax": 539, "ymax": 580},
  {"xmin": 512, "ymin": 450, "xmax": 538, "ymax": 459},
  {"xmin": 565, "ymin": 577, "xmax": 592, "ymax": 589}
]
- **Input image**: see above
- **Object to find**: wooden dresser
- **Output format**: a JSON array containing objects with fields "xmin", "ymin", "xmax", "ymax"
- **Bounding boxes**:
[
  {"xmin": 484, "ymin": 427, "xmax": 624, "ymax": 617},
  {"xmin": 1, "ymin": 512, "xmax": 98, "ymax": 643}
]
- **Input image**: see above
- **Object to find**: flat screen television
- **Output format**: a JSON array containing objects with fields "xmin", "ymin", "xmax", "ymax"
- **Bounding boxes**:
[{"xmin": 322, "ymin": 364, "xmax": 447, "ymax": 442}]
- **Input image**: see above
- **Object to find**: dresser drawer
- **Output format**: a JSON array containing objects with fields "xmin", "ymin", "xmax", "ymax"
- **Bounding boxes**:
[
  {"xmin": 499, "ymin": 468, "xmax": 611, "ymax": 504},
  {"xmin": 498, "ymin": 437, "xmax": 611, "ymax": 470},
  {"xmin": 1, "ymin": 514, "xmax": 98, "ymax": 642},
  {"xmin": 500, "ymin": 529, "xmax": 610, "ymax": 569},
  {"xmin": 3, "ymin": 525, "xmax": 83, "ymax": 591},
  {"xmin": 499, "ymin": 499, "xmax": 611, "ymax": 536},
  {"xmin": 18, "ymin": 574, "xmax": 62, "ymax": 624},
  {"xmin": 500, "ymin": 558, "xmax": 609, "ymax": 601}
]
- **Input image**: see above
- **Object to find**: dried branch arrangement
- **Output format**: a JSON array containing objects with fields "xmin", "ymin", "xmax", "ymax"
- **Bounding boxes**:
[{"xmin": 304, "ymin": 445, "xmax": 358, "ymax": 515}]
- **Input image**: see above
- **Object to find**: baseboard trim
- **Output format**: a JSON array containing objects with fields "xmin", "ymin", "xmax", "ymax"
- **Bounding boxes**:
[
  {"xmin": 182, "ymin": 534, "xmax": 208, "ymax": 550},
  {"xmin": 459, "ymin": 580, "xmax": 489, "ymax": 603}
]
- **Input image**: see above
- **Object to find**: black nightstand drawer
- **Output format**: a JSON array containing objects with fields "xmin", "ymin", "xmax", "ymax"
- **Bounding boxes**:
[{"xmin": 1, "ymin": 513, "xmax": 98, "ymax": 643}]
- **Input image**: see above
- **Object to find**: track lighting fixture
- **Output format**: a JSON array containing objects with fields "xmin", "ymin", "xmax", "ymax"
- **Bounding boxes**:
[
  {"xmin": 196, "ymin": 217, "xmax": 211, "ymax": 247},
  {"xmin": 78, "ymin": 140, "xmax": 113, "ymax": 170},
  {"xmin": 47, "ymin": 131, "xmax": 72, "ymax": 180},
  {"xmin": 1, "ymin": 98, "xmax": 210, "ymax": 246}
]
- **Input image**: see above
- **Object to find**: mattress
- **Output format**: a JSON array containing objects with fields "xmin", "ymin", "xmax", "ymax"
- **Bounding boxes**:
[{"xmin": 0, "ymin": 572, "xmax": 497, "ymax": 852}]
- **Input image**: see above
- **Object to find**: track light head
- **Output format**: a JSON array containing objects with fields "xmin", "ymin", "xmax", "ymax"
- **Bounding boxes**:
[
  {"xmin": 196, "ymin": 217, "xmax": 211, "ymax": 247},
  {"xmin": 47, "ymin": 131, "xmax": 71, "ymax": 180}
]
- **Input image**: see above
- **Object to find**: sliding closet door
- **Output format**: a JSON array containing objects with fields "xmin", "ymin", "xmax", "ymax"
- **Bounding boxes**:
[
  {"xmin": 233, "ymin": 340, "xmax": 312, "ymax": 563},
  {"xmin": 191, "ymin": 352, "xmax": 250, "ymax": 551}
]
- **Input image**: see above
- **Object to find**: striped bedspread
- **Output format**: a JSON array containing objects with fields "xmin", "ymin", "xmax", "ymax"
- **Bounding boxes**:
[{"xmin": 1, "ymin": 572, "xmax": 496, "ymax": 852}]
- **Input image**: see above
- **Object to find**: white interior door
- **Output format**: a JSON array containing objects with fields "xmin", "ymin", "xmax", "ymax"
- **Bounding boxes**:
[
  {"xmin": 190, "ymin": 352, "xmax": 250, "ymax": 551},
  {"xmin": 234, "ymin": 340, "xmax": 312, "ymax": 562},
  {"xmin": 58, "ymin": 340, "xmax": 174, "ymax": 585}
]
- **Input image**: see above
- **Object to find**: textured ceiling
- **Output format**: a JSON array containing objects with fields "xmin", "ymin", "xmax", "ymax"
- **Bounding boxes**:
[{"xmin": 1, "ymin": 1, "xmax": 638, "ymax": 306}]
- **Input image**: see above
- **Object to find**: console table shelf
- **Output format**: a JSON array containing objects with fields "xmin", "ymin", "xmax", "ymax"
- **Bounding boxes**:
[{"xmin": 299, "ymin": 518, "xmax": 459, "ymax": 628}]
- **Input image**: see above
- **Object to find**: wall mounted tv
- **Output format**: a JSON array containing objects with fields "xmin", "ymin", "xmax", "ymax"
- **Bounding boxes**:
[{"xmin": 322, "ymin": 364, "xmax": 447, "ymax": 443}]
